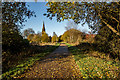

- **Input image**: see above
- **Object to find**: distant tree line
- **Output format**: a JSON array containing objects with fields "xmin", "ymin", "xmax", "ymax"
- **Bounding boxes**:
[
  {"xmin": 23, "ymin": 28, "xmax": 59, "ymax": 45},
  {"xmin": 22, "ymin": 20, "xmax": 96, "ymax": 45},
  {"xmin": 61, "ymin": 21, "xmax": 95, "ymax": 44}
]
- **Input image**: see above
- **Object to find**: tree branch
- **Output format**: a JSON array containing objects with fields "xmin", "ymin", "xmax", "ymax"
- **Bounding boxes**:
[
  {"xmin": 90, "ymin": 5, "xmax": 120, "ymax": 36},
  {"xmin": 99, "ymin": 14, "xmax": 120, "ymax": 36},
  {"xmin": 110, "ymin": 15, "xmax": 119, "ymax": 23}
]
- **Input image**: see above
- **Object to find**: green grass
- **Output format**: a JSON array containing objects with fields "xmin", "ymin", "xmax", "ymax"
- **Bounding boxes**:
[
  {"xmin": 55, "ymin": 42, "xmax": 61, "ymax": 46},
  {"xmin": 1, "ymin": 43, "xmax": 60, "ymax": 79},
  {"xmin": 65, "ymin": 43, "xmax": 72, "ymax": 47},
  {"xmin": 66, "ymin": 43, "xmax": 120, "ymax": 79}
]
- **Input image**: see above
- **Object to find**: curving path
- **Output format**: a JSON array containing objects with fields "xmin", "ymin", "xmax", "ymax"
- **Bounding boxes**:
[{"xmin": 17, "ymin": 43, "xmax": 82, "ymax": 79}]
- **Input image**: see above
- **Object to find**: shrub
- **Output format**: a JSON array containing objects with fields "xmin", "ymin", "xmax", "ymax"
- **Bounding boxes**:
[{"xmin": 95, "ymin": 26, "xmax": 120, "ymax": 59}]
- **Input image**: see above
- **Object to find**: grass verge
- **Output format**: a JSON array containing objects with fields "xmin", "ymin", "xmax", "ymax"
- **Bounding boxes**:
[
  {"xmin": 1, "ymin": 43, "xmax": 60, "ymax": 79},
  {"xmin": 66, "ymin": 43, "xmax": 120, "ymax": 79}
]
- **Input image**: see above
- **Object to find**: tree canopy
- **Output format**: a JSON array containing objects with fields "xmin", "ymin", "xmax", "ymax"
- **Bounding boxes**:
[
  {"xmin": 61, "ymin": 29, "xmax": 82, "ymax": 43},
  {"xmin": 23, "ymin": 28, "xmax": 35, "ymax": 38},
  {"xmin": 2, "ymin": 2, "xmax": 35, "ymax": 53},
  {"xmin": 44, "ymin": 2, "xmax": 120, "ymax": 36}
]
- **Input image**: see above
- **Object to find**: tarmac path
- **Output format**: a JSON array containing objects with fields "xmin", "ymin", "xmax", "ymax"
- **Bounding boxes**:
[{"xmin": 17, "ymin": 43, "xmax": 82, "ymax": 79}]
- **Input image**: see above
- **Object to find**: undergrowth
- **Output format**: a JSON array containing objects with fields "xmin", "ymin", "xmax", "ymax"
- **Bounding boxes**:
[{"xmin": 1, "ymin": 43, "xmax": 60, "ymax": 79}]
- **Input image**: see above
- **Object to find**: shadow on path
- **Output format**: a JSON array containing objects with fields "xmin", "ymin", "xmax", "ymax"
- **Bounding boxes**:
[{"xmin": 17, "ymin": 43, "xmax": 82, "ymax": 79}]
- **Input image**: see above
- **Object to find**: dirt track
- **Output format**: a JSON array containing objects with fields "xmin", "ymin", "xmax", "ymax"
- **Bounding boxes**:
[{"xmin": 17, "ymin": 44, "xmax": 82, "ymax": 79}]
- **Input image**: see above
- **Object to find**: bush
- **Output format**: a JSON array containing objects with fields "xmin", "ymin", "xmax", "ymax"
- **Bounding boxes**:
[
  {"xmin": 2, "ymin": 32, "xmax": 29, "ymax": 55},
  {"xmin": 95, "ymin": 26, "xmax": 120, "ymax": 59},
  {"xmin": 108, "ymin": 39, "xmax": 120, "ymax": 59}
]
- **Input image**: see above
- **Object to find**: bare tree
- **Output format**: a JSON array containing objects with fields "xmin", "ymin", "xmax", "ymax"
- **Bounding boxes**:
[
  {"xmin": 65, "ymin": 20, "xmax": 78, "ymax": 30},
  {"xmin": 23, "ymin": 28, "xmax": 35, "ymax": 38}
]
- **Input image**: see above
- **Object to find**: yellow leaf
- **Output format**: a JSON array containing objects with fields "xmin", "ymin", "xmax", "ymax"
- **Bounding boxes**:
[
  {"xmin": 72, "ymin": 1, "xmax": 75, "ymax": 4},
  {"xmin": 52, "ymin": 1, "xmax": 54, "ymax": 3},
  {"xmin": 67, "ymin": 1, "xmax": 70, "ymax": 3}
]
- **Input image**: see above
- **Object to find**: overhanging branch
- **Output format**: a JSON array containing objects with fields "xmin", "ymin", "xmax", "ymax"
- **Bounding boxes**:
[{"xmin": 99, "ymin": 14, "xmax": 120, "ymax": 36}]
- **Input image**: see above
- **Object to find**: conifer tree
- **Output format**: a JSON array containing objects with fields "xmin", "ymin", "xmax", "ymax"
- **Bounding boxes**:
[
  {"xmin": 52, "ymin": 32, "xmax": 58, "ymax": 43},
  {"xmin": 41, "ymin": 32, "xmax": 49, "ymax": 43}
]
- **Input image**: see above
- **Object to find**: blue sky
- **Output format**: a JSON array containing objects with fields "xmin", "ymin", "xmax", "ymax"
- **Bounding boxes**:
[{"xmin": 21, "ymin": 2, "xmax": 91, "ymax": 36}]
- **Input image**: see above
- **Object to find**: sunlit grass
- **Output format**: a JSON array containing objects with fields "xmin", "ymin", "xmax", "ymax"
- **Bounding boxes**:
[
  {"xmin": 67, "ymin": 43, "xmax": 120, "ymax": 79},
  {"xmin": 1, "ymin": 43, "xmax": 60, "ymax": 79}
]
